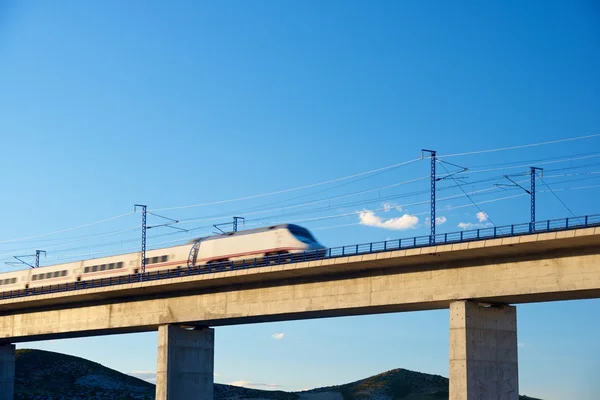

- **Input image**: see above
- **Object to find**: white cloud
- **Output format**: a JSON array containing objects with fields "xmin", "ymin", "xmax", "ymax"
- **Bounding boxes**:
[
  {"xmin": 457, "ymin": 222, "xmax": 492, "ymax": 230},
  {"xmin": 128, "ymin": 371, "xmax": 156, "ymax": 384},
  {"xmin": 382, "ymin": 202, "xmax": 402, "ymax": 212},
  {"xmin": 272, "ymin": 332, "xmax": 284, "ymax": 340},
  {"xmin": 229, "ymin": 380, "xmax": 282, "ymax": 390},
  {"xmin": 425, "ymin": 216, "xmax": 447, "ymax": 226},
  {"xmin": 476, "ymin": 211, "xmax": 488, "ymax": 222},
  {"xmin": 358, "ymin": 210, "xmax": 419, "ymax": 230}
]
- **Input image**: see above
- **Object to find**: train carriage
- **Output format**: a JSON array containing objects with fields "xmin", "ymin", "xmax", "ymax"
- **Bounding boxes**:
[{"xmin": 0, "ymin": 224, "xmax": 326, "ymax": 292}]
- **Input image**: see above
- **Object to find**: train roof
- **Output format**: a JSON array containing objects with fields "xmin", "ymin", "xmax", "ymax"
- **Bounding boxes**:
[{"xmin": 185, "ymin": 223, "xmax": 310, "ymax": 244}]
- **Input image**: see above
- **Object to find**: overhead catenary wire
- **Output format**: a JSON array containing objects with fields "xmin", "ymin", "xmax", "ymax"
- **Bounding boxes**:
[
  {"xmin": 30, "ymin": 173, "xmax": 600, "ymax": 259},
  {"xmin": 176, "ymin": 175, "xmax": 430, "ymax": 226},
  {"xmin": 312, "ymin": 184, "xmax": 600, "ymax": 232},
  {"xmin": 0, "ymin": 224, "xmax": 141, "ymax": 246},
  {"xmin": 438, "ymin": 160, "xmax": 497, "ymax": 228},
  {"xmin": 0, "ymin": 211, "xmax": 135, "ymax": 245},
  {"xmin": 456, "ymin": 154, "xmax": 600, "ymax": 176},
  {"xmin": 3, "ymin": 141, "xmax": 600, "ymax": 265},
  {"xmin": 151, "ymin": 143, "xmax": 600, "ymax": 214},
  {"xmin": 201, "ymin": 159, "xmax": 428, "ymax": 221},
  {"xmin": 168, "ymin": 154, "xmax": 600, "ymax": 227},
  {"xmin": 6, "ymin": 183, "xmax": 600, "ymax": 269},
  {"xmin": 4, "ymin": 150, "xmax": 595, "ymax": 249},
  {"xmin": 464, "ymin": 151, "xmax": 600, "ymax": 169},
  {"xmin": 251, "ymin": 174, "xmax": 600, "ymax": 227},
  {"xmin": 5, "ymin": 184, "xmax": 514, "ymax": 263},
  {"xmin": 0, "ymin": 226, "xmax": 140, "ymax": 260},
  {"xmin": 437, "ymin": 133, "xmax": 600, "ymax": 158},
  {"xmin": 537, "ymin": 176, "xmax": 578, "ymax": 220},
  {"xmin": 149, "ymin": 157, "xmax": 423, "ymax": 212},
  {"xmin": 5, "ymin": 171, "xmax": 600, "ymax": 264}
]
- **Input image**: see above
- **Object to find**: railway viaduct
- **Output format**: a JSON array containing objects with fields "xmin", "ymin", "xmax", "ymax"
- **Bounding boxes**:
[{"xmin": 0, "ymin": 225, "xmax": 599, "ymax": 399}]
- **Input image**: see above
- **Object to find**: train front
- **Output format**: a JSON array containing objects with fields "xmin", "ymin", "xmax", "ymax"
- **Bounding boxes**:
[{"xmin": 287, "ymin": 224, "xmax": 328, "ymax": 257}]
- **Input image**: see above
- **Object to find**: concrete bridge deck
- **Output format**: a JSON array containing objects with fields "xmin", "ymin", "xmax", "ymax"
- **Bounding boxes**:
[
  {"xmin": 0, "ymin": 226, "xmax": 598, "ymax": 342},
  {"xmin": 1, "ymin": 226, "xmax": 599, "ymax": 400}
]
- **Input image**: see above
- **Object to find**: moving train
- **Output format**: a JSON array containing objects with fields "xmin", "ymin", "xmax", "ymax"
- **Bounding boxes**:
[{"xmin": 0, "ymin": 224, "xmax": 326, "ymax": 292}]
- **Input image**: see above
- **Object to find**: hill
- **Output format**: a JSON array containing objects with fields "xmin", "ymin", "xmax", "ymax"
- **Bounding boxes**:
[
  {"xmin": 14, "ymin": 349, "xmax": 542, "ymax": 400},
  {"xmin": 303, "ymin": 368, "xmax": 542, "ymax": 400},
  {"xmin": 15, "ymin": 349, "xmax": 154, "ymax": 400}
]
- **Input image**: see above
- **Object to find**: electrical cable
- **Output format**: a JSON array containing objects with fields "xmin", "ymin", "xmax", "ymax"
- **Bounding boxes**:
[
  {"xmin": 0, "ymin": 212, "xmax": 135, "ymax": 245},
  {"xmin": 538, "ymin": 176, "xmax": 578, "ymax": 219},
  {"xmin": 149, "ymin": 158, "xmax": 422, "ymax": 212},
  {"xmin": 437, "ymin": 133, "xmax": 600, "ymax": 158}
]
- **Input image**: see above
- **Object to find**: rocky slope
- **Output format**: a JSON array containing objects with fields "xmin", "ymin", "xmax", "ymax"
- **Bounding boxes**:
[
  {"xmin": 15, "ymin": 349, "xmax": 154, "ymax": 400},
  {"xmin": 14, "ymin": 349, "xmax": 542, "ymax": 400}
]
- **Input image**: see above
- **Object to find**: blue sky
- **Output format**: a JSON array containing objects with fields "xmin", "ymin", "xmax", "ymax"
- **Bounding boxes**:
[{"xmin": 1, "ymin": 1, "xmax": 599, "ymax": 398}]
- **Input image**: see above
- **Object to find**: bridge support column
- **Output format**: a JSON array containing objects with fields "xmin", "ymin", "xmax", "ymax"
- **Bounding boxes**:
[
  {"xmin": 449, "ymin": 301, "xmax": 518, "ymax": 400},
  {"xmin": 156, "ymin": 325, "xmax": 214, "ymax": 400},
  {"xmin": 0, "ymin": 344, "xmax": 15, "ymax": 400}
]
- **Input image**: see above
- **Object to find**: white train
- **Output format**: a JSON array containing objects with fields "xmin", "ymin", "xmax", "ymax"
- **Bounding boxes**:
[{"xmin": 0, "ymin": 224, "xmax": 326, "ymax": 293}]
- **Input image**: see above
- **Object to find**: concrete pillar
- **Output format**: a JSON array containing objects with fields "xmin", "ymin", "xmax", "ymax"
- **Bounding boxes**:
[
  {"xmin": 156, "ymin": 325, "xmax": 214, "ymax": 400},
  {"xmin": 449, "ymin": 301, "xmax": 518, "ymax": 400},
  {"xmin": 0, "ymin": 344, "xmax": 15, "ymax": 400}
]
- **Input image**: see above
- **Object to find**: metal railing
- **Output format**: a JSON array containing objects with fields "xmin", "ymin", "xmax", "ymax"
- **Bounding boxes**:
[{"xmin": 1, "ymin": 214, "xmax": 599, "ymax": 300}]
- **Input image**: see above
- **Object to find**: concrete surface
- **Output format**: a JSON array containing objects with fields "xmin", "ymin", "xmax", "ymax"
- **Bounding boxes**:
[
  {"xmin": 449, "ymin": 301, "xmax": 518, "ymax": 400},
  {"xmin": 0, "ymin": 344, "xmax": 15, "ymax": 400},
  {"xmin": 0, "ymin": 248, "xmax": 598, "ymax": 343},
  {"xmin": 2, "ymin": 226, "xmax": 599, "ymax": 314},
  {"xmin": 155, "ymin": 325, "xmax": 214, "ymax": 400},
  {"xmin": 0, "ymin": 228, "xmax": 598, "ymax": 400}
]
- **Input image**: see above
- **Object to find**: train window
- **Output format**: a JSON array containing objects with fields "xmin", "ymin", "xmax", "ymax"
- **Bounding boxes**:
[
  {"xmin": 117, "ymin": 262, "xmax": 123, "ymax": 269},
  {"xmin": 45, "ymin": 273, "xmax": 52, "ymax": 279},
  {"xmin": 289, "ymin": 225, "xmax": 316, "ymax": 244},
  {"xmin": 61, "ymin": 270, "xmax": 67, "ymax": 276},
  {"xmin": 100, "ymin": 264, "xmax": 106, "ymax": 271},
  {"xmin": 151, "ymin": 256, "xmax": 158, "ymax": 264},
  {"xmin": 11, "ymin": 278, "xmax": 16, "ymax": 284},
  {"xmin": 32, "ymin": 275, "xmax": 37, "ymax": 281},
  {"xmin": 109, "ymin": 263, "xmax": 115, "ymax": 270},
  {"xmin": 53, "ymin": 271, "xmax": 59, "ymax": 278},
  {"xmin": 93, "ymin": 265, "xmax": 98, "ymax": 272},
  {"xmin": 161, "ymin": 255, "xmax": 168, "ymax": 262},
  {"xmin": 84, "ymin": 267, "xmax": 90, "ymax": 273}
]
